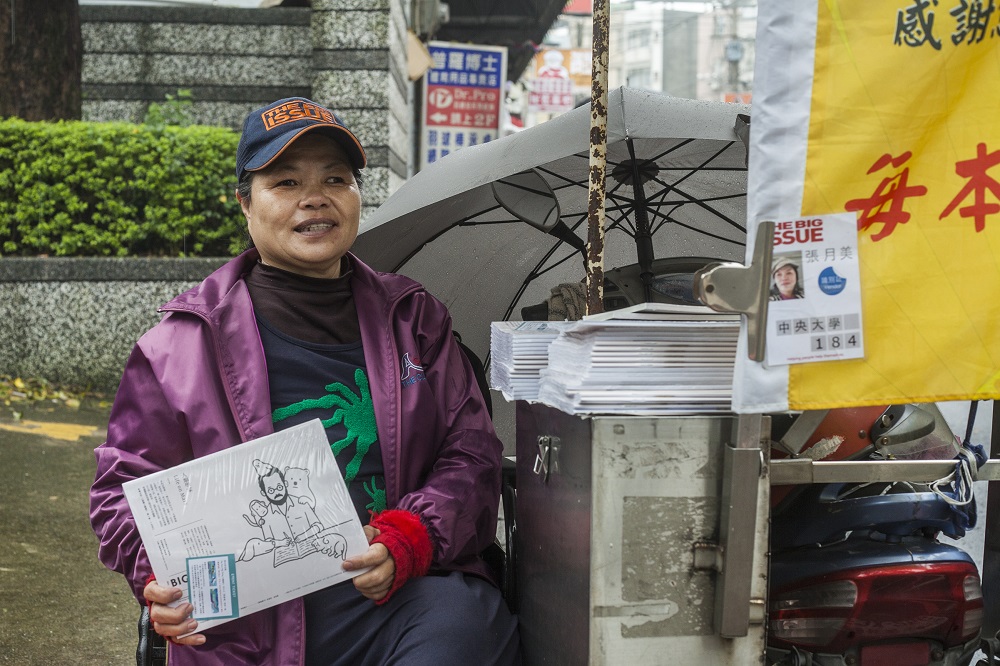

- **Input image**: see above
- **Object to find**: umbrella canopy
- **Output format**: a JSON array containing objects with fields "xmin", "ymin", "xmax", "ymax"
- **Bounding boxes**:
[{"xmin": 354, "ymin": 87, "xmax": 750, "ymax": 362}]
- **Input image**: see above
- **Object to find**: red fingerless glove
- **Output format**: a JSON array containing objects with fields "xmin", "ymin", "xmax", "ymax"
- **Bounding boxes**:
[
  {"xmin": 144, "ymin": 573, "xmax": 157, "ymax": 611},
  {"xmin": 369, "ymin": 509, "xmax": 433, "ymax": 604}
]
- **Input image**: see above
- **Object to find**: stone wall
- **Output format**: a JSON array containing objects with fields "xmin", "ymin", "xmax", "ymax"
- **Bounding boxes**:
[
  {"xmin": 4, "ymin": 4, "xmax": 416, "ymax": 391},
  {"xmin": 80, "ymin": 0, "xmax": 412, "ymax": 213},
  {"xmin": 0, "ymin": 258, "xmax": 226, "ymax": 392}
]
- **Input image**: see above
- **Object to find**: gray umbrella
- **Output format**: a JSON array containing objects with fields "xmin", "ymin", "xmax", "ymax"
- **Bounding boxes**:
[{"xmin": 354, "ymin": 87, "xmax": 750, "ymax": 364}]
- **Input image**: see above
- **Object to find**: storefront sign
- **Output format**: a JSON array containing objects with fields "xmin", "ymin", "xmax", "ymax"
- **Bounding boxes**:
[{"xmin": 421, "ymin": 42, "xmax": 507, "ymax": 169}]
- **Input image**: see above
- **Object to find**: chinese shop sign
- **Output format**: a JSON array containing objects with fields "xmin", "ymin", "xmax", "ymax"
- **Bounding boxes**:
[{"xmin": 421, "ymin": 42, "xmax": 507, "ymax": 170}]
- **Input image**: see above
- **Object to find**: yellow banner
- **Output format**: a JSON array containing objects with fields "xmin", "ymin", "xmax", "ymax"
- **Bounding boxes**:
[{"xmin": 789, "ymin": 0, "xmax": 1000, "ymax": 408}]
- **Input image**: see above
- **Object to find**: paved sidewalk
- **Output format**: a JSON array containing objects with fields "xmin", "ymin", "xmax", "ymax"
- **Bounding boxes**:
[{"xmin": 0, "ymin": 396, "xmax": 135, "ymax": 665}]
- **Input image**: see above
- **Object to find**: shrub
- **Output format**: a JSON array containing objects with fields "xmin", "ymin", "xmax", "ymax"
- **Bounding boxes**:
[
  {"xmin": 0, "ymin": 117, "xmax": 245, "ymax": 257},
  {"xmin": 143, "ymin": 89, "xmax": 195, "ymax": 129}
]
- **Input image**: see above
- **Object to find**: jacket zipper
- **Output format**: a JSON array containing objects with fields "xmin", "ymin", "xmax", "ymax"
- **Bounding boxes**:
[{"xmin": 380, "ymin": 284, "xmax": 420, "ymax": 508}]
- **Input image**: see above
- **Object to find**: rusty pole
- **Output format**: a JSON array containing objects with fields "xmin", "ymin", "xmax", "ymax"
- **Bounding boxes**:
[{"xmin": 585, "ymin": 0, "xmax": 610, "ymax": 315}]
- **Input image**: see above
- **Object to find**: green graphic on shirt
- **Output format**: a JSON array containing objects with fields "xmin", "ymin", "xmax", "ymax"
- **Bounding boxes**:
[
  {"xmin": 272, "ymin": 368, "xmax": 377, "ymax": 482},
  {"xmin": 364, "ymin": 476, "xmax": 387, "ymax": 514}
]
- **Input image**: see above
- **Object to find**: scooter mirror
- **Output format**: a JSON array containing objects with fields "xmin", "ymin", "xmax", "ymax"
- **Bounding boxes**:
[
  {"xmin": 491, "ymin": 169, "xmax": 587, "ymax": 256},
  {"xmin": 492, "ymin": 168, "xmax": 559, "ymax": 231}
]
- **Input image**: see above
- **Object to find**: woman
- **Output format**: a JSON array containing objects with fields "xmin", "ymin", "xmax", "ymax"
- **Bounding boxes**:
[
  {"xmin": 769, "ymin": 256, "xmax": 805, "ymax": 300},
  {"xmin": 90, "ymin": 97, "xmax": 519, "ymax": 665}
]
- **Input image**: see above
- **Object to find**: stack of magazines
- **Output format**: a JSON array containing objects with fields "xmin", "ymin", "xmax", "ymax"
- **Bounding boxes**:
[
  {"xmin": 489, "ymin": 321, "xmax": 572, "ymax": 401},
  {"xmin": 535, "ymin": 306, "xmax": 740, "ymax": 415}
]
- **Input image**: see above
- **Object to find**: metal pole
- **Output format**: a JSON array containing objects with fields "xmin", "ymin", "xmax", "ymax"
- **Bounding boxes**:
[
  {"xmin": 586, "ymin": 0, "xmax": 610, "ymax": 316},
  {"xmin": 716, "ymin": 413, "xmax": 766, "ymax": 637},
  {"xmin": 626, "ymin": 138, "xmax": 655, "ymax": 302},
  {"xmin": 982, "ymin": 401, "xmax": 1000, "ymax": 638}
]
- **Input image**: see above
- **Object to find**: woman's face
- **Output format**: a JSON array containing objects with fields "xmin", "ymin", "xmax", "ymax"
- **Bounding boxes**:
[
  {"xmin": 238, "ymin": 134, "xmax": 362, "ymax": 279},
  {"xmin": 773, "ymin": 265, "xmax": 798, "ymax": 295}
]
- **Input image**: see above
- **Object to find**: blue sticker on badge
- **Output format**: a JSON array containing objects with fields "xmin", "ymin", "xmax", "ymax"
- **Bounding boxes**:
[{"xmin": 818, "ymin": 266, "xmax": 847, "ymax": 295}]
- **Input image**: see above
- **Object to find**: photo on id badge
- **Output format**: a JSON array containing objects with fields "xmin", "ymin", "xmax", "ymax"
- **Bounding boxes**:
[{"xmin": 769, "ymin": 251, "xmax": 805, "ymax": 302}]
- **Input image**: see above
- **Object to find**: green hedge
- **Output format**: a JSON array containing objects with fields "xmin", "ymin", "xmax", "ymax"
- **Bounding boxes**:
[{"xmin": 0, "ymin": 118, "xmax": 246, "ymax": 257}]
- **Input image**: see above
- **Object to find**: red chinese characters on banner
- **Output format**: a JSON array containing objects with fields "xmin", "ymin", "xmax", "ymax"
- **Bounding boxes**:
[
  {"xmin": 845, "ymin": 143, "xmax": 1000, "ymax": 240},
  {"xmin": 940, "ymin": 142, "xmax": 1000, "ymax": 232},
  {"xmin": 425, "ymin": 87, "xmax": 500, "ymax": 129},
  {"xmin": 844, "ymin": 151, "xmax": 926, "ymax": 241}
]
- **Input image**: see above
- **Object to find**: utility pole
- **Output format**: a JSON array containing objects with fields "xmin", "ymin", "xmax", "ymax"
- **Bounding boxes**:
[{"xmin": 586, "ymin": 0, "xmax": 610, "ymax": 315}]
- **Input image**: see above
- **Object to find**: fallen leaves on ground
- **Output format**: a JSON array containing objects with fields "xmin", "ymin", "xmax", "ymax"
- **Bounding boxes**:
[{"xmin": 0, "ymin": 375, "xmax": 108, "ymax": 411}]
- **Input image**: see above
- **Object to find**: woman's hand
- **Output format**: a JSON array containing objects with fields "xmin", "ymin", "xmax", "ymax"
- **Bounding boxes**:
[
  {"xmin": 343, "ymin": 525, "xmax": 396, "ymax": 601},
  {"xmin": 143, "ymin": 580, "xmax": 206, "ymax": 646}
]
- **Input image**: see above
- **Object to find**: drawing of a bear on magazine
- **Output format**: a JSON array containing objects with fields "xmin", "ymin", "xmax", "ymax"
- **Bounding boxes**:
[{"xmin": 123, "ymin": 419, "xmax": 370, "ymax": 633}]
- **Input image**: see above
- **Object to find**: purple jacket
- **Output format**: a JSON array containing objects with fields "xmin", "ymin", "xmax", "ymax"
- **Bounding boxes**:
[{"xmin": 90, "ymin": 250, "xmax": 502, "ymax": 665}]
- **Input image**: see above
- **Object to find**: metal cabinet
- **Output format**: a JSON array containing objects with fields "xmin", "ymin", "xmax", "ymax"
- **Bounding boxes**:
[{"xmin": 514, "ymin": 403, "xmax": 770, "ymax": 665}]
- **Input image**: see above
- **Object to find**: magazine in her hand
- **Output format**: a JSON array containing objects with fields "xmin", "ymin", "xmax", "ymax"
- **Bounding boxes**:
[{"xmin": 123, "ymin": 418, "xmax": 370, "ymax": 633}]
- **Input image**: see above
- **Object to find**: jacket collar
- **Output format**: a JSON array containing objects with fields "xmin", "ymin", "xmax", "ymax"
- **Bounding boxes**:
[
  {"xmin": 163, "ymin": 249, "xmax": 421, "ymax": 317},
  {"xmin": 161, "ymin": 249, "xmax": 260, "ymax": 316},
  {"xmin": 347, "ymin": 252, "xmax": 421, "ymax": 310}
]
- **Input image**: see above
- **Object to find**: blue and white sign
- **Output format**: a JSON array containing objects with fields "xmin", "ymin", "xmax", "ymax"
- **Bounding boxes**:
[{"xmin": 421, "ymin": 41, "xmax": 507, "ymax": 170}]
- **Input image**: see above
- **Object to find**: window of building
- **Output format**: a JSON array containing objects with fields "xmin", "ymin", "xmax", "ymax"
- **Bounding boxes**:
[
  {"xmin": 626, "ymin": 67, "xmax": 652, "ymax": 89},
  {"xmin": 627, "ymin": 29, "xmax": 650, "ymax": 49}
]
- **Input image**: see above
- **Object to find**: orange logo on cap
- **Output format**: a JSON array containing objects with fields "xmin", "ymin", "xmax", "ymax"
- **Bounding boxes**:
[{"xmin": 261, "ymin": 101, "xmax": 336, "ymax": 131}]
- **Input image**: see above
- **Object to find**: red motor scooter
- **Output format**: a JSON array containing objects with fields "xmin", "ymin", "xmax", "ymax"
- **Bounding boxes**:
[{"xmin": 767, "ymin": 403, "xmax": 986, "ymax": 666}]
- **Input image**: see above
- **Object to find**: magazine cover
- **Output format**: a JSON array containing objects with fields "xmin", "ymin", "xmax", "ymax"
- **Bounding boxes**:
[{"xmin": 123, "ymin": 419, "xmax": 370, "ymax": 633}]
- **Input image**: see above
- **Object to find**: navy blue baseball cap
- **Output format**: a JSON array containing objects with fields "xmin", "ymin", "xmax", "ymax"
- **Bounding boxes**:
[{"xmin": 236, "ymin": 97, "xmax": 367, "ymax": 181}]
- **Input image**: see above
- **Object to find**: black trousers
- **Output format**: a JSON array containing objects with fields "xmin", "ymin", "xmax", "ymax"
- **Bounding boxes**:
[{"xmin": 304, "ymin": 571, "xmax": 520, "ymax": 666}]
